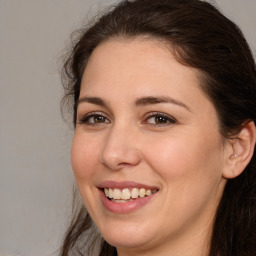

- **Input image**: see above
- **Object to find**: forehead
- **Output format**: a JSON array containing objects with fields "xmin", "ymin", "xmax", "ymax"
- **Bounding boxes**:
[{"xmin": 81, "ymin": 37, "xmax": 200, "ymax": 96}]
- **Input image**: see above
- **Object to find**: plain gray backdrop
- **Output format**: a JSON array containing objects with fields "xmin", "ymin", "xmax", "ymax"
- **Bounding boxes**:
[{"xmin": 0, "ymin": 1, "xmax": 255, "ymax": 256}]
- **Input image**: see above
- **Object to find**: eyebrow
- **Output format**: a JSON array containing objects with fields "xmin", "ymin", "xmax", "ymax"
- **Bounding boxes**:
[
  {"xmin": 77, "ymin": 96, "xmax": 191, "ymax": 111},
  {"xmin": 77, "ymin": 97, "xmax": 107, "ymax": 107},
  {"xmin": 134, "ymin": 96, "xmax": 191, "ymax": 111}
]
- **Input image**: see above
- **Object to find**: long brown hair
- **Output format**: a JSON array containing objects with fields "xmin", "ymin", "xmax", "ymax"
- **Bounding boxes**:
[{"xmin": 60, "ymin": 0, "xmax": 256, "ymax": 255}]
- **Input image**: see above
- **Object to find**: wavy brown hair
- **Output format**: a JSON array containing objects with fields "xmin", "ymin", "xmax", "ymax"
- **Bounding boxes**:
[{"xmin": 60, "ymin": 0, "xmax": 256, "ymax": 255}]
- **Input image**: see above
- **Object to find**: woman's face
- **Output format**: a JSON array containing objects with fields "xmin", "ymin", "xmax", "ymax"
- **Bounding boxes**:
[{"xmin": 72, "ymin": 38, "xmax": 228, "ymax": 254}]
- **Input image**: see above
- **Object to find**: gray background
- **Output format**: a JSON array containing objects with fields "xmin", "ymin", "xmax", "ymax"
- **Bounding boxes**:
[{"xmin": 0, "ymin": 1, "xmax": 255, "ymax": 256}]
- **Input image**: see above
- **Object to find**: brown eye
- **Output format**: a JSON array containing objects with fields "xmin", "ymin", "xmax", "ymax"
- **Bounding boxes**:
[
  {"xmin": 92, "ymin": 115, "xmax": 106, "ymax": 123},
  {"xmin": 78, "ymin": 113, "xmax": 110, "ymax": 125},
  {"xmin": 87, "ymin": 115, "xmax": 110, "ymax": 124},
  {"xmin": 154, "ymin": 116, "xmax": 168, "ymax": 124},
  {"xmin": 145, "ymin": 113, "xmax": 176, "ymax": 126}
]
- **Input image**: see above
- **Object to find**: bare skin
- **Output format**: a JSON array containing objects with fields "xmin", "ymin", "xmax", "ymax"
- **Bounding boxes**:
[{"xmin": 71, "ymin": 38, "xmax": 255, "ymax": 255}]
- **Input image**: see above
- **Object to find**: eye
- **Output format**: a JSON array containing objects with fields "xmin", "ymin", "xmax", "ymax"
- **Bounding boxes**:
[
  {"xmin": 78, "ymin": 112, "xmax": 110, "ymax": 125},
  {"xmin": 88, "ymin": 115, "xmax": 108, "ymax": 124},
  {"xmin": 144, "ymin": 112, "xmax": 176, "ymax": 126}
]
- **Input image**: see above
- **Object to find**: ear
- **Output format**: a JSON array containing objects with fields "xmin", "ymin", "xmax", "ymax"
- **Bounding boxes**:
[{"xmin": 222, "ymin": 121, "xmax": 256, "ymax": 179}]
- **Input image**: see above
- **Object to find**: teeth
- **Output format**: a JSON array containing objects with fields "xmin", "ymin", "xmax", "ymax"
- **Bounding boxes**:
[
  {"xmin": 131, "ymin": 188, "xmax": 139, "ymax": 198},
  {"xmin": 114, "ymin": 199, "xmax": 129, "ymax": 203},
  {"xmin": 139, "ymin": 188, "xmax": 146, "ymax": 197},
  {"xmin": 113, "ymin": 188, "xmax": 121, "ymax": 199},
  {"xmin": 121, "ymin": 188, "xmax": 130, "ymax": 200},
  {"xmin": 104, "ymin": 188, "xmax": 109, "ymax": 197},
  {"xmin": 146, "ymin": 189, "xmax": 152, "ymax": 196},
  {"xmin": 104, "ymin": 187, "xmax": 157, "ymax": 200},
  {"xmin": 109, "ymin": 188, "xmax": 113, "ymax": 199}
]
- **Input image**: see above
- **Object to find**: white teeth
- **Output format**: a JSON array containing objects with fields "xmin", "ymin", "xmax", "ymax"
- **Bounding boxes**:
[
  {"xmin": 104, "ymin": 188, "xmax": 109, "ymax": 197},
  {"xmin": 104, "ymin": 187, "xmax": 157, "ymax": 200},
  {"xmin": 113, "ymin": 188, "xmax": 121, "ymax": 199},
  {"xmin": 109, "ymin": 188, "xmax": 113, "ymax": 199},
  {"xmin": 121, "ymin": 188, "xmax": 131, "ymax": 200},
  {"xmin": 139, "ymin": 188, "xmax": 146, "ymax": 198},
  {"xmin": 145, "ymin": 189, "xmax": 152, "ymax": 196},
  {"xmin": 113, "ymin": 200, "xmax": 127, "ymax": 203},
  {"xmin": 131, "ymin": 188, "xmax": 139, "ymax": 198}
]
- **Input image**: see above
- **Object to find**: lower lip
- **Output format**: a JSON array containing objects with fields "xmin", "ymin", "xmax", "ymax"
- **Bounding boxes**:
[{"xmin": 99, "ymin": 189, "xmax": 157, "ymax": 214}]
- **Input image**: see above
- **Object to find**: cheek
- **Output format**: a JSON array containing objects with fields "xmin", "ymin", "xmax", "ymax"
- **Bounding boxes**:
[
  {"xmin": 143, "ymin": 129, "xmax": 224, "ymax": 190},
  {"xmin": 71, "ymin": 132, "xmax": 99, "ymax": 181},
  {"xmin": 71, "ymin": 132, "xmax": 102, "ymax": 215},
  {"xmin": 143, "ymin": 134, "xmax": 225, "ymax": 228}
]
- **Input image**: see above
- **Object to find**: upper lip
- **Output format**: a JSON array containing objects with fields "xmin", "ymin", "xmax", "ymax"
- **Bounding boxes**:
[{"xmin": 97, "ymin": 180, "xmax": 159, "ymax": 190}]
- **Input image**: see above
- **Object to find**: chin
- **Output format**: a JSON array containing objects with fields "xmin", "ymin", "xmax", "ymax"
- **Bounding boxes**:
[
  {"xmin": 105, "ymin": 235, "xmax": 151, "ymax": 252},
  {"xmin": 99, "ymin": 222, "xmax": 154, "ymax": 249}
]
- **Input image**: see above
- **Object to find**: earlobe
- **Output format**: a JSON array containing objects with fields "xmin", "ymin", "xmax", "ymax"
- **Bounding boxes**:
[{"xmin": 222, "ymin": 121, "xmax": 256, "ymax": 179}]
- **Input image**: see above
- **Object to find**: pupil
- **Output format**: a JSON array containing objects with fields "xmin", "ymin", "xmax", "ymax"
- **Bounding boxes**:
[
  {"xmin": 95, "ymin": 116, "xmax": 104, "ymax": 123},
  {"xmin": 156, "ymin": 116, "xmax": 166, "ymax": 124}
]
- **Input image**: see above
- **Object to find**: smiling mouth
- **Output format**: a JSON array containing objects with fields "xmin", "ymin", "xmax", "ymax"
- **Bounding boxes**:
[{"xmin": 103, "ymin": 187, "xmax": 158, "ymax": 202}]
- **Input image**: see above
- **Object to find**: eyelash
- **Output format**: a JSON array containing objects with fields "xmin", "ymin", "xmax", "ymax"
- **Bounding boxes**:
[
  {"xmin": 78, "ymin": 112, "xmax": 110, "ymax": 125},
  {"xmin": 144, "ymin": 112, "xmax": 177, "ymax": 126},
  {"xmin": 77, "ymin": 112, "xmax": 177, "ymax": 126}
]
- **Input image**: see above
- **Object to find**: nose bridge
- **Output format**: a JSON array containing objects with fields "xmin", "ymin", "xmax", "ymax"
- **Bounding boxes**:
[{"xmin": 100, "ymin": 121, "xmax": 141, "ymax": 170}]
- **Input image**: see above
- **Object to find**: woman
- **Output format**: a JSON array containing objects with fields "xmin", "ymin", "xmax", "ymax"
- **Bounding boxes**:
[{"xmin": 60, "ymin": 0, "xmax": 256, "ymax": 255}]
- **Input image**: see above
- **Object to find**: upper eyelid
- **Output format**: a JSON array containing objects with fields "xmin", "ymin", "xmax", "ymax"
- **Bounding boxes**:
[
  {"xmin": 78, "ymin": 111, "xmax": 109, "ymax": 117},
  {"xmin": 76, "ymin": 100, "xmax": 113, "ymax": 118},
  {"xmin": 144, "ymin": 111, "xmax": 176, "ymax": 120},
  {"xmin": 77, "ymin": 111, "xmax": 110, "ymax": 122}
]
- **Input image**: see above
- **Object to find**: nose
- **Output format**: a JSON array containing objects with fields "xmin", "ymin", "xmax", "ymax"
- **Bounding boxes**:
[{"xmin": 100, "ymin": 124, "xmax": 141, "ymax": 171}]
